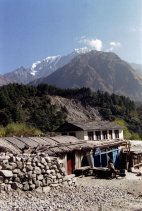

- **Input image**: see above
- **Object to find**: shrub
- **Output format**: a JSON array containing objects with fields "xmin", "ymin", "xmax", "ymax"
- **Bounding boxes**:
[
  {"xmin": 5, "ymin": 123, "xmax": 42, "ymax": 137},
  {"xmin": 115, "ymin": 118, "xmax": 132, "ymax": 139},
  {"xmin": 0, "ymin": 126, "xmax": 6, "ymax": 137},
  {"xmin": 130, "ymin": 132, "xmax": 142, "ymax": 140}
]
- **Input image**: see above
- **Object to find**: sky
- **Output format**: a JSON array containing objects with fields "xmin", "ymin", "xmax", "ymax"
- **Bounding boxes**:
[{"xmin": 0, "ymin": 0, "xmax": 142, "ymax": 74}]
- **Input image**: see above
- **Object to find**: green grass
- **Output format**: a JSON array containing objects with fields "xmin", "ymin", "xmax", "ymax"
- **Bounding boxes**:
[{"xmin": 0, "ymin": 123, "xmax": 42, "ymax": 137}]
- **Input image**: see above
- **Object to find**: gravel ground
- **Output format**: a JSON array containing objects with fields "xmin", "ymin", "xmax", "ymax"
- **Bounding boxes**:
[{"xmin": 0, "ymin": 172, "xmax": 142, "ymax": 211}]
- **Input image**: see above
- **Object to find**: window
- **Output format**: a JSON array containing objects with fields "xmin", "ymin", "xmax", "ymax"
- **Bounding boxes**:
[
  {"xmin": 69, "ymin": 132, "xmax": 76, "ymax": 137},
  {"xmin": 114, "ymin": 130, "xmax": 119, "ymax": 139},
  {"xmin": 95, "ymin": 131, "xmax": 101, "ymax": 140},
  {"xmin": 102, "ymin": 131, "xmax": 108, "ymax": 139},
  {"xmin": 88, "ymin": 131, "xmax": 94, "ymax": 140},
  {"xmin": 109, "ymin": 130, "xmax": 112, "ymax": 139}
]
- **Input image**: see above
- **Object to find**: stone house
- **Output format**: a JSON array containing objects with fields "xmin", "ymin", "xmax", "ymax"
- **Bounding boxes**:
[
  {"xmin": 0, "ymin": 136, "xmax": 90, "ymax": 175},
  {"xmin": 0, "ymin": 136, "xmax": 128, "ymax": 175},
  {"xmin": 55, "ymin": 120, "xmax": 124, "ymax": 141}
]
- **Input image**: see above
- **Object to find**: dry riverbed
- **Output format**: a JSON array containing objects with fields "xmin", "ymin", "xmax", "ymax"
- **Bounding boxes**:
[{"xmin": 0, "ymin": 172, "xmax": 142, "ymax": 211}]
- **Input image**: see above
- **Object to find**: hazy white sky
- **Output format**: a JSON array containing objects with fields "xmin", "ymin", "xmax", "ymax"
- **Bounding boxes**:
[{"xmin": 0, "ymin": 0, "xmax": 142, "ymax": 73}]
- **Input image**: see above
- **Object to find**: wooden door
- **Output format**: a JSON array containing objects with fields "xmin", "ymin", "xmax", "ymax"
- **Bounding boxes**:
[{"xmin": 67, "ymin": 152, "xmax": 75, "ymax": 175}]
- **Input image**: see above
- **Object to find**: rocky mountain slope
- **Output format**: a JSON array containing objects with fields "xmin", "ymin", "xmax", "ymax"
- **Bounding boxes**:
[
  {"xmin": 4, "ymin": 67, "xmax": 33, "ymax": 84},
  {"xmin": 4, "ymin": 48, "xmax": 90, "ymax": 84},
  {"xmin": 130, "ymin": 63, "xmax": 142, "ymax": 76},
  {"xmin": 0, "ymin": 75, "xmax": 11, "ymax": 86},
  {"xmin": 130, "ymin": 63, "xmax": 142, "ymax": 85},
  {"xmin": 49, "ymin": 95, "xmax": 101, "ymax": 122},
  {"xmin": 32, "ymin": 51, "xmax": 142, "ymax": 101},
  {"xmin": 1, "ymin": 49, "xmax": 142, "ymax": 101}
]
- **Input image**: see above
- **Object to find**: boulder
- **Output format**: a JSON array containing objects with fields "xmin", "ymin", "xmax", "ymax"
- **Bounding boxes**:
[
  {"xmin": 4, "ymin": 179, "xmax": 9, "ymax": 184},
  {"xmin": 50, "ymin": 183, "xmax": 59, "ymax": 187},
  {"xmin": 34, "ymin": 167, "xmax": 41, "ymax": 175},
  {"xmin": 16, "ymin": 156, "xmax": 21, "ymax": 162},
  {"xmin": 23, "ymin": 183, "xmax": 30, "ymax": 191},
  {"xmin": 35, "ymin": 180, "xmax": 41, "ymax": 188},
  {"xmin": 0, "ymin": 183, "xmax": 5, "ymax": 192},
  {"xmin": 45, "ymin": 157, "xmax": 51, "ymax": 163},
  {"xmin": 35, "ymin": 187, "xmax": 43, "ymax": 193},
  {"xmin": 30, "ymin": 184, "xmax": 36, "ymax": 190},
  {"xmin": 26, "ymin": 165, "xmax": 33, "ymax": 171},
  {"xmin": 0, "ymin": 176, "xmax": 4, "ymax": 183},
  {"xmin": 9, "ymin": 162, "xmax": 17, "ymax": 169},
  {"xmin": 42, "ymin": 186, "xmax": 50, "ymax": 193},
  {"xmin": 16, "ymin": 161, "xmax": 23, "ymax": 169},
  {"xmin": 63, "ymin": 174, "xmax": 75, "ymax": 181},
  {"xmin": 11, "ymin": 182, "xmax": 19, "ymax": 190},
  {"xmin": 0, "ymin": 170, "xmax": 13, "ymax": 178},
  {"xmin": 37, "ymin": 175, "xmax": 43, "ymax": 181},
  {"xmin": 9, "ymin": 156, "xmax": 16, "ymax": 162},
  {"xmin": 46, "ymin": 170, "xmax": 51, "ymax": 174},
  {"xmin": 13, "ymin": 169, "xmax": 20, "ymax": 174},
  {"xmin": 5, "ymin": 184, "xmax": 11, "ymax": 192},
  {"xmin": 14, "ymin": 177, "xmax": 21, "ymax": 183},
  {"xmin": 40, "ymin": 158, "xmax": 46, "ymax": 164}
]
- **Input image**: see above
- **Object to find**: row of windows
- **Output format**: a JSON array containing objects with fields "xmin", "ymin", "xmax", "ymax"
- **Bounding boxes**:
[
  {"xmin": 88, "ymin": 130, "xmax": 119, "ymax": 140},
  {"xmin": 61, "ymin": 130, "xmax": 119, "ymax": 140}
]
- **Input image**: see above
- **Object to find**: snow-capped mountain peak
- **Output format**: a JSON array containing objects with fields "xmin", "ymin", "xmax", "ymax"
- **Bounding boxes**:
[
  {"xmin": 4, "ymin": 48, "xmax": 93, "ymax": 84},
  {"xmin": 30, "ymin": 55, "xmax": 62, "ymax": 77},
  {"xmin": 44, "ymin": 55, "xmax": 61, "ymax": 62},
  {"xmin": 31, "ymin": 61, "xmax": 41, "ymax": 69},
  {"xmin": 31, "ymin": 61, "xmax": 41, "ymax": 76},
  {"xmin": 73, "ymin": 47, "xmax": 91, "ymax": 54}
]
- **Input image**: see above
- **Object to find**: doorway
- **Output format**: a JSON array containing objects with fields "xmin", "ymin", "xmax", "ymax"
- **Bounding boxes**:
[{"xmin": 67, "ymin": 152, "xmax": 75, "ymax": 175}]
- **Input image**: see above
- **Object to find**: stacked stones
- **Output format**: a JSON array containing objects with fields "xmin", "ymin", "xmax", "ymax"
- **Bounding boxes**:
[{"xmin": 0, "ymin": 152, "xmax": 76, "ymax": 192}]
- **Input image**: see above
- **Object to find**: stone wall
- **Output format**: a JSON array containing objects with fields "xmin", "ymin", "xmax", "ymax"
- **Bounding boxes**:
[{"xmin": 0, "ymin": 152, "xmax": 76, "ymax": 192}]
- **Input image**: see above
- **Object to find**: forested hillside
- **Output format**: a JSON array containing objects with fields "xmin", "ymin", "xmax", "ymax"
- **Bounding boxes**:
[{"xmin": 0, "ymin": 83, "xmax": 141, "ymax": 138}]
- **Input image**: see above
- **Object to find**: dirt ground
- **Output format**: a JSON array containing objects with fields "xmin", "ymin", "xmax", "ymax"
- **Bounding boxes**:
[
  {"xmin": 0, "ymin": 171, "xmax": 142, "ymax": 211},
  {"xmin": 76, "ymin": 171, "xmax": 142, "ymax": 210},
  {"xmin": 77, "ymin": 171, "xmax": 142, "ymax": 195}
]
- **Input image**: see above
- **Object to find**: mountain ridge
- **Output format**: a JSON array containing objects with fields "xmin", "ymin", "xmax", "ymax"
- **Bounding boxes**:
[
  {"xmin": 30, "ymin": 51, "xmax": 142, "ymax": 101},
  {"xmin": 3, "ymin": 48, "xmax": 91, "ymax": 84},
  {"xmin": 0, "ymin": 49, "xmax": 142, "ymax": 101}
]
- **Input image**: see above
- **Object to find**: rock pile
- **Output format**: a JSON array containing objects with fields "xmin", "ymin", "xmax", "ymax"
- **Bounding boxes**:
[
  {"xmin": 0, "ymin": 183, "xmax": 142, "ymax": 211},
  {"xmin": 0, "ymin": 152, "xmax": 76, "ymax": 192}
]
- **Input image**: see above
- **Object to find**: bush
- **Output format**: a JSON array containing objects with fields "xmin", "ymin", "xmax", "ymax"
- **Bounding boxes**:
[
  {"xmin": 130, "ymin": 132, "xmax": 142, "ymax": 140},
  {"xmin": 0, "ymin": 126, "xmax": 6, "ymax": 137},
  {"xmin": 5, "ymin": 123, "xmax": 42, "ymax": 137},
  {"xmin": 115, "ymin": 118, "xmax": 132, "ymax": 139}
]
